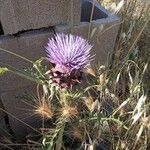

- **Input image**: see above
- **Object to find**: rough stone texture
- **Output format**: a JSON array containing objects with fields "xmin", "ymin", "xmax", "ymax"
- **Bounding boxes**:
[
  {"xmin": 55, "ymin": 0, "xmax": 120, "ymax": 67},
  {"xmin": 1, "ymin": 85, "xmax": 41, "ymax": 137},
  {"xmin": 0, "ymin": 29, "xmax": 54, "ymax": 92},
  {"xmin": 0, "ymin": 0, "xmax": 81, "ymax": 35}
]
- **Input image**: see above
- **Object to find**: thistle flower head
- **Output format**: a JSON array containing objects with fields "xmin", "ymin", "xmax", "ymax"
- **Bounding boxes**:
[{"xmin": 46, "ymin": 33, "xmax": 93, "ymax": 75}]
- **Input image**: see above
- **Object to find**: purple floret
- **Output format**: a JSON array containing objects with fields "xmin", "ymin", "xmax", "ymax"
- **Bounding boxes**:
[{"xmin": 46, "ymin": 33, "xmax": 93, "ymax": 75}]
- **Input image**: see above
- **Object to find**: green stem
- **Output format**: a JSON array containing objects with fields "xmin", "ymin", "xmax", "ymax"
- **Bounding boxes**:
[{"xmin": 33, "ymin": 64, "xmax": 46, "ymax": 79}]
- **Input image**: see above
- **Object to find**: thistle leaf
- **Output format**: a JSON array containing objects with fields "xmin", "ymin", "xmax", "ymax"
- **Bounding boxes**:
[{"xmin": 0, "ymin": 67, "xmax": 8, "ymax": 76}]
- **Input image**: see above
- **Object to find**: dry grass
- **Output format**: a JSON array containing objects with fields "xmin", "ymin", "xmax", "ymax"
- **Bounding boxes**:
[
  {"xmin": 100, "ymin": 0, "xmax": 150, "ymax": 94},
  {"xmin": 0, "ymin": 0, "xmax": 150, "ymax": 150}
]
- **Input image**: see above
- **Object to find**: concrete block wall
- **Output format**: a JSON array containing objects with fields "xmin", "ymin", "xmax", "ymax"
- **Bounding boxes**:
[
  {"xmin": 1, "ymin": 85, "xmax": 41, "ymax": 137},
  {"xmin": 0, "ymin": 0, "xmax": 81, "ymax": 35},
  {"xmin": 0, "ymin": 0, "xmax": 120, "ymax": 137},
  {"xmin": 0, "ymin": 29, "xmax": 54, "ymax": 135},
  {"xmin": 55, "ymin": 0, "xmax": 120, "ymax": 66},
  {"xmin": 0, "ymin": 29, "xmax": 54, "ymax": 92}
]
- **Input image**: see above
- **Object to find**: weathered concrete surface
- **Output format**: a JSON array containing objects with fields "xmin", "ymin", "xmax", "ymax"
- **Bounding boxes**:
[
  {"xmin": 0, "ymin": 0, "xmax": 121, "ymax": 138},
  {"xmin": 0, "ymin": 30, "xmax": 54, "ymax": 136},
  {"xmin": 0, "ymin": 0, "xmax": 81, "ymax": 35},
  {"xmin": 55, "ymin": 0, "xmax": 120, "ymax": 67},
  {"xmin": 0, "ymin": 29, "xmax": 54, "ymax": 92},
  {"xmin": 1, "ymin": 85, "xmax": 41, "ymax": 137}
]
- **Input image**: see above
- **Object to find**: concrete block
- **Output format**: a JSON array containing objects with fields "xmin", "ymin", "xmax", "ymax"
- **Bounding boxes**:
[
  {"xmin": 0, "ymin": 29, "xmax": 54, "ymax": 92},
  {"xmin": 55, "ymin": 0, "xmax": 120, "ymax": 66},
  {"xmin": 0, "ymin": 0, "xmax": 81, "ymax": 35},
  {"xmin": 1, "ymin": 85, "xmax": 41, "ymax": 137}
]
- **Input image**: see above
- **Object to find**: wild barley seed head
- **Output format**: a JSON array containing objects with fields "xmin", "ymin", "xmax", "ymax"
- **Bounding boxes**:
[
  {"xmin": 60, "ymin": 105, "xmax": 79, "ymax": 119},
  {"xmin": 35, "ymin": 101, "xmax": 54, "ymax": 119}
]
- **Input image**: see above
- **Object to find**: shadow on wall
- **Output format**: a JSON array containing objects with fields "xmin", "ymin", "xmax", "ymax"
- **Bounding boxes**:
[
  {"xmin": 0, "ymin": 22, "xmax": 4, "ymax": 35},
  {"xmin": 81, "ymin": 0, "xmax": 108, "ymax": 22}
]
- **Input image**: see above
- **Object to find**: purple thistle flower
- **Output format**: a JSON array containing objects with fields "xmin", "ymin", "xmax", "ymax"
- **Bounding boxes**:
[{"xmin": 46, "ymin": 33, "xmax": 93, "ymax": 75}]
